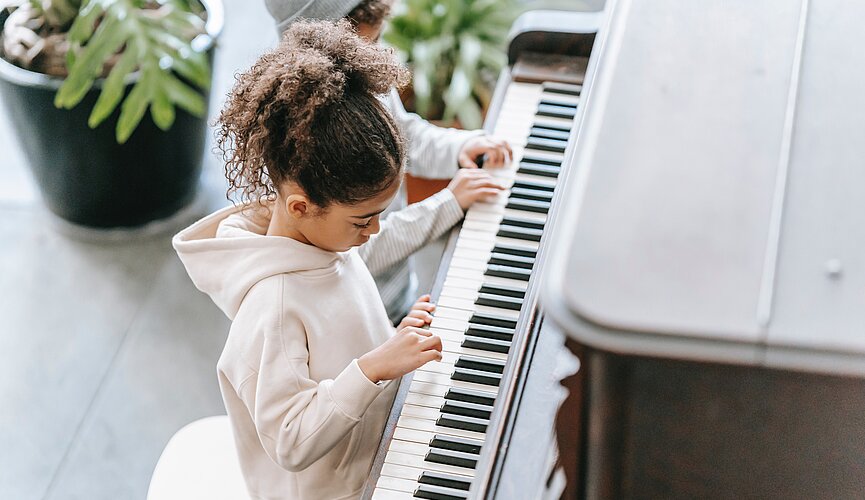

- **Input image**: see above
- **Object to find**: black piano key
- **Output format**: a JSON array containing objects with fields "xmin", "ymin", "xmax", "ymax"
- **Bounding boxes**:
[
  {"xmin": 492, "ymin": 244, "xmax": 537, "ymax": 258},
  {"xmin": 436, "ymin": 414, "xmax": 489, "ymax": 434},
  {"xmin": 537, "ymin": 103, "xmax": 576, "ymax": 119},
  {"xmin": 526, "ymin": 136, "xmax": 567, "ymax": 153},
  {"xmin": 509, "ymin": 186, "xmax": 554, "ymax": 203},
  {"xmin": 469, "ymin": 312, "xmax": 517, "ymax": 329},
  {"xmin": 418, "ymin": 471, "xmax": 472, "ymax": 491},
  {"xmin": 440, "ymin": 399, "xmax": 493, "ymax": 420},
  {"xmin": 512, "ymin": 179, "xmax": 555, "ymax": 193},
  {"xmin": 462, "ymin": 335, "xmax": 511, "ymax": 354},
  {"xmin": 465, "ymin": 323, "xmax": 514, "ymax": 341},
  {"xmin": 475, "ymin": 293, "xmax": 523, "ymax": 311},
  {"xmin": 522, "ymin": 152, "xmax": 562, "ymax": 167},
  {"xmin": 485, "ymin": 264, "xmax": 532, "ymax": 281},
  {"xmin": 501, "ymin": 215, "xmax": 545, "ymax": 230},
  {"xmin": 521, "ymin": 154, "xmax": 561, "ymax": 167},
  {"xmin": 455, "ymin": 354, "xmax": 507, "ymax": 374},
  {"xmin": 506, "ymin": 198, "xmax": 551, "ymax": 214},
  {"xmin": 518, "ymin": 162, "xmax": 560, "ymax": 178},
  {"xmin": 452, "ymin": 367, "xmax": 502, "ymax": 387},
  {"xmin": 429, "ymin": 434, "xmax": 484, "ymax": 455},
  {"xmin": 542, "ymin": 81, "xmax": 582, "ymax": 96},
  {"xmin": 539, "ymin": 98, "xmax": 577, "ymax": 109},
  {"xmin": 445, "ymin": 387, "xmax": 496, "ymax": 407},
  {"xmin": 530, "ymin": 125, "xmax": 570, "ymax": 141},
  {"xmin": 497, "ymin": 225, "xmax": 543, "ymax": 242},
  {"xmin": 414, "ymin": 483, "xmax": 469, "ymax": 500},
  {"xmin": 479, "ymin": 283, "xmax": 526, "ymax": 299},
  {"xmin": 488, "ymin": 252, "xmax": 535, "ymax": 270}
]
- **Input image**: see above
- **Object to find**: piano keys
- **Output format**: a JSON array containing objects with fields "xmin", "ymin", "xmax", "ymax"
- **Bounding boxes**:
[{"xmin": 363, "ymin": 9, "xmax": 601, "ymax": 499}]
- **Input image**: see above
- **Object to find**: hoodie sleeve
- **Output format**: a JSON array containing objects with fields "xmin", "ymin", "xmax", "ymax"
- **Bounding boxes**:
[
  {"xmin": 385, "ymin": 90, "xmax": 484, "ymax": 179},
  {"xmin": 238, "ymin": 309, "xmax": 389, "ymax": 472},
  {"xmin": 358, "ymin": 189, "xmax": 464, "ymax": 276}
]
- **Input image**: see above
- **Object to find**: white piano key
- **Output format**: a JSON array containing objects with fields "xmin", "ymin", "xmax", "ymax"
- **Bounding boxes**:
[
  {"xmin": 404, "ymin": 392, "xmax": 447, "ymax": 410},
  {"xmin": 417, "ymin": 359, "xmax": 455, "ymax": 375},
  {"xmin": 435, "ymin": 338, "xmax": 510, "ymax": 362},
  {"xmin": 397, "ymin": 416, "xmax": 487, "ymax": 442},
  {"xmin": 385, "ymin": 450, "xmax": 476, "ymax": 477},
  {"xmin": 408, "ymin": 380, "xmax": 448, "ymax": 398},
  {"xmin": 529, "ymin": 113, "xmax": 574, "ymax": 128},
  {"xmin": 429, "ymin": 315, "xmax": 468, "ymax": 332},
  {"xmin": 443, "ymin": 276, "xmax": 528, "ymax": 296},
  {"xmin": 454, "ymin": 229, "xmax": 541, "ymax": 250},
  {"xmin": 389, "ymin": 437, "xmax": 434, "ymax": 456},
  {"xmin": 461, "ymin": 219, "xmax": 504, "ymax": 233},
  {"xmin": 466, "ymin": 208, "xmax": 547, "ymax": 224},
  {"xmin": 437, "ymin": 285, "xmax": 479, "ymax": 300},
  {"xmin": 435, "ymin": 303, "xmax": 519, "ymax": 321},
  {"xmin": 372, "ymin": 487, "xmax": 413, "ymax": 499},
  {"xmin": 375, "ymin": 475, "xmax": 418, "ymax": 494},
  {"xmin": 413, "ymin": 368, "xmax": 497, "ymax": 393}
]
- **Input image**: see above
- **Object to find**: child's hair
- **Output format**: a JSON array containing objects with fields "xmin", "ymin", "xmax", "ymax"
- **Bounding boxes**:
[
  {"xmin": 217, "ymin": 19, "xmax": 409, "ymax": 208},
  {"xmin": 347, "ymin": 0, "xmax": 394, "ymax": 27}
]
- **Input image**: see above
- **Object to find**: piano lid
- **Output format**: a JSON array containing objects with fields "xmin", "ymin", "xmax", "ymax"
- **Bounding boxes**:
[{"xmin": 543, "ymin": 0, "xmax": 865, "ymax": 377}]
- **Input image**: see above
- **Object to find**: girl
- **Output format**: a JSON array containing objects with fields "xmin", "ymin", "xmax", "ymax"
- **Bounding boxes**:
[
  {"xmin": 266, "ymin": 0, "xmax": 514, "ymax": 324},
  {"xmin": 173, "ymin": 19, "xmax": 500, "ymax": 500}
]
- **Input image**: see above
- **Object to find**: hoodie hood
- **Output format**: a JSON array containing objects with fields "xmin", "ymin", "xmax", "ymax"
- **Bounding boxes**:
[{"xmin": 173, "ymin": 204, "xmax": 345, "ymax": 319}]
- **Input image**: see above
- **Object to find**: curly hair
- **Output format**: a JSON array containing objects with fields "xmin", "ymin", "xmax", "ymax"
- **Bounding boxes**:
[
  {"xmin": 347, "ymin": 0, "xmax": 394, "ymax": 27},
  {"xmin": 217, "ymin": 19, "xmax": 409, "ymax": 208}
]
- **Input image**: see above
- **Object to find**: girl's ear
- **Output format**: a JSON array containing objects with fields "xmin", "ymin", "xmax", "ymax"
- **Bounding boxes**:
[{"xmin": 284, "ymin": 194, "xmax": 311, "ymax": 219}]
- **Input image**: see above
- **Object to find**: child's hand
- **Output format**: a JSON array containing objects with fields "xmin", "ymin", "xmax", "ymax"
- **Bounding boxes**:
[
  {"xmin": 448, "ymin": 169, "xmax": 505, "ymax": 210},
  {"xmin": 358, "ymin": 327, "xmax": 443, "ymax": 383},
  {"xmin": 458, "ymin": 135, "xmax": 513, "ymax": 169},
  {"xmin": 397, "ymin": 294, "xmax": 436, "ymax": 330}
]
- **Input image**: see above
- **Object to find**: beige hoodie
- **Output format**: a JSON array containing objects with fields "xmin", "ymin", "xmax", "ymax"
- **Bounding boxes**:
[{"xmin": 173, "ymin": 204, "xmax": 397, "ymax": 500}]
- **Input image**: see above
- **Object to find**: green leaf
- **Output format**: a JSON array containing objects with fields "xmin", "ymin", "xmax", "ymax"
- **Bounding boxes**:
[
  {"xmin": 88, "ymin": 45, "xmax": 138, "ymax": 128},
  {"xmin": 55, "ymin": 14, "xmax": 127, "ymax": 109},
  {"xmin": 116, "ymin": 67, "xmax": 155, "ymax": 143},
  {"xmin": 150, "ymin": 89, "xmax": 175, "ymax": 131},
  {"xmin": 162, "ymin": 73, "xmax": 206, "ymax": 117},
  {"xmin": 66, "ymin": 1, "xmax": 103, "ymax": 44}
]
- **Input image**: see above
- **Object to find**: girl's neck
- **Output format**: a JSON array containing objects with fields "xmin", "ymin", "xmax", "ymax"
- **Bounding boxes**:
[{"xmin": 266, "ymin": 203, "xmax": 311, "ymax": 245}]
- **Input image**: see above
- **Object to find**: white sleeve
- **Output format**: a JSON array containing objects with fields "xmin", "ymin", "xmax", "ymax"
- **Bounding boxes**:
[
  {"xmin": 241, "ymin": 318, "xmax": 389, "ymax": 472},
  {"xmin": 385, "ymin": 90, "xmax": 484, "ymax": 179},
  {"xmin": 358, "ymin": 189, "xmax": 464, "ymax": 276}
]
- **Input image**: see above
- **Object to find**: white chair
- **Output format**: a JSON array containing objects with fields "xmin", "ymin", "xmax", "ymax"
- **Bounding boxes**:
[{"xmin": 147, "ymin": 416, "xmax": 249, "ymax": 500}]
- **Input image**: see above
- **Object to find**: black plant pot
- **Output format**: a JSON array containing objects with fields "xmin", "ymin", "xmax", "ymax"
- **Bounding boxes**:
[{"xmin": 0, "ymin": 0, "xmax": 223, "ymax": 229}]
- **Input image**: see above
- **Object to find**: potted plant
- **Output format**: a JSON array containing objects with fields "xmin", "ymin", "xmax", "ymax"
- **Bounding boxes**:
[
  {"xmin": 0, "ymin": 0, "xmax": 222, "ymax": 229},
  {"xmin": 383, "ymin": 0, "xmax": 517, "ymax": 130}
]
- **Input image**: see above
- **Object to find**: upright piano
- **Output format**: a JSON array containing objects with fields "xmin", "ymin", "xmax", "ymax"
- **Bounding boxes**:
[
  {"xmin": 363, "ymin": 8, "xmax": 605, "ymax": 500},
  {"xmin": 542, "ymin": 0, "xmax": 865, "ymax": 498},
  {"xmin": 368, "ymin": 0, "xmax": 865, "ymax": 498}
]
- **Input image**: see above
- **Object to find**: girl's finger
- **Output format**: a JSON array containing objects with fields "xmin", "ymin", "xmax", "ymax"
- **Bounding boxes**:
[
  {"xmin": 405, "ymin": 326, "xmax": 433, "ymax": 337},
  {"xmin": 419, "ymin": 334, "xmax": 443, "ymax": 351},
  {"xmin": 418, "ymin": 349, "xmax": 443, "ymax": 364}
]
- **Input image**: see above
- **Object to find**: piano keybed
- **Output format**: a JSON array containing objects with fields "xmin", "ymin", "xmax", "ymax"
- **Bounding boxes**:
[{"xmin": 370, "ymin": 80, "xmax": 580, "ymax": 500}]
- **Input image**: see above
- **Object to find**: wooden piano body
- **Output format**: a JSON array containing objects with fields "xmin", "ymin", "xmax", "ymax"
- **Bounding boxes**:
[{"xmin": 543, "ymin": 0, "xmax": 865, "ymax": 498}]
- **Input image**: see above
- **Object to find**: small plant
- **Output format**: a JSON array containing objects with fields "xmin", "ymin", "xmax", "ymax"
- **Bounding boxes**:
[
  {"xmin": 383, "ymin": 0, "xmax": 517, "ymax": 129},
  {"xmin": 1, "ymin": 0, "xmax": 209, "ymax": 143}
]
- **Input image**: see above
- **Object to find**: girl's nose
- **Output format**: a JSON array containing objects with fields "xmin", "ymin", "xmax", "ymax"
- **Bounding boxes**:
[{"xmin": 361, "ymin": 216, "xmax": 381, "ymax": 236}]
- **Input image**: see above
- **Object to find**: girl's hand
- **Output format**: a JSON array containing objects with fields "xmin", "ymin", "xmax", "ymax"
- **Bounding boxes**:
[
  {"xmin": 458, "ymin": 135, "xmax": 513, "ymax": 169},
  {"xmin": 397, "ymin": 294, "xmax": 436, "ymax": 330},
  {"xmin": 358, "ymin": 327, "xmax": 443, "ymax": 383},
  {"xmin": 447, "ymin": 169, "xmax": 505, "ymax": 210}
]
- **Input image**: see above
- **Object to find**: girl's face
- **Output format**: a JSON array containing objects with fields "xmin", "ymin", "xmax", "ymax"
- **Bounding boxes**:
[{"xmin": 295, "ymin": 179, "xmax": 400, "ymax": 252}]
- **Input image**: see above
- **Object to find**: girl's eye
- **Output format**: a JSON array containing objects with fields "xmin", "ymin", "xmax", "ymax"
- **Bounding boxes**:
[{"xmin": 354, "ymin": 221, "xmax": 372, "ymax": 229}]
